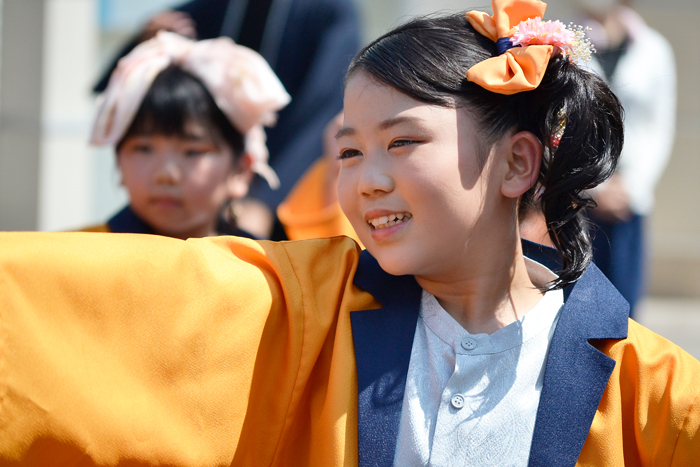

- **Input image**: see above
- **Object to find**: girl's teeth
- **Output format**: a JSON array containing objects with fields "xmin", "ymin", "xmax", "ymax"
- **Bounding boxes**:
[{"xmin": 368, "ymin": 213, "xmax": 411, "ymax": 229}]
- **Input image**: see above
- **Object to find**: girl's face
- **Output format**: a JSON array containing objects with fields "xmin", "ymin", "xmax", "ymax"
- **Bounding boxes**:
[
  {"xmin": 337, "ymin": 72, "xmax": 517, "ymax": 280},
  {"xmin": 117, "ymin": 122, "xmax": 250, "ymax": 239}
]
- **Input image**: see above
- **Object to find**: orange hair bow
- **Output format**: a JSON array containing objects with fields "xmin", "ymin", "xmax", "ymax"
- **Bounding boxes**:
[{"xmin": 466, "ymin": 0, "xmax": 552, "ymax": 95}]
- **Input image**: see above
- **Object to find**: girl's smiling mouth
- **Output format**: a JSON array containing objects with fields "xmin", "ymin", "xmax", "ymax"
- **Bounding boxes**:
[{"xmin": 367, "ymin": 212, "xmax": 412, "ymax": 230}]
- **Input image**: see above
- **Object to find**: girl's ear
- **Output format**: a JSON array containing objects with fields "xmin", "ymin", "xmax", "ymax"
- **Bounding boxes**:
[
  {"xmin": 226, "ymin": 153, "xmax": 254, "ymax": 200},
  {"xmin": 500, "ymin": 131, "xmax": 542, "ymax": 199}
]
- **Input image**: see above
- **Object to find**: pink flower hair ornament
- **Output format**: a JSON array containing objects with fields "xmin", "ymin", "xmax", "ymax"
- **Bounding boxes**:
[
  {"xmin": 512, "ymin": 17, "xmax": 573, "ymax": 48},
  {"xmin": 466, "ymin": 0, "xmax": 593, "ymax": 95},
  {"xmin": 90, "ymin": 31, "xmax": 291, "ymax": 189},
  {"xmin": 511, "ymin": 17, "xmax": 594, "ymax": 63}
]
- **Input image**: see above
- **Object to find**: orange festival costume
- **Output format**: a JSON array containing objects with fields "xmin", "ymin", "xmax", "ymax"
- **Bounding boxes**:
[{"xmin": 0, "ymin": 231, "xmax": 699, "ymax": 466}]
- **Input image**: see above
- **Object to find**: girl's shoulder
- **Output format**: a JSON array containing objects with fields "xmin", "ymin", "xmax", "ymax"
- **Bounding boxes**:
[
  {"xmin": 589, "ymin": 319, "xmax": 700, "ymax": 463},
  {"xmin": 610, "ymin": 318, "xmax": 700, "ymax": 371},
  {"xmin": 598, "ymin": 318, "xmax": 700, "ymax": 390}
]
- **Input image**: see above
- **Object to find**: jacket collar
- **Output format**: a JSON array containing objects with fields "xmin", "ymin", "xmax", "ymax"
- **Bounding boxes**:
[
  {"xmin": 351, "ymin": 242, "xmax": 629, "ymax": 467},
  {"xmin": 107, "ymin": 205, "xmax": 155, "ymax": 234},
  {"xmin": 107, "ymin": 205, "xmax": 257, "ymax": 239}
]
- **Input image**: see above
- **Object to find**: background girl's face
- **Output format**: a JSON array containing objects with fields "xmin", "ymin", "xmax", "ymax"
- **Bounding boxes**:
[
  {"xmin": 337, "ymin": 72, "xmax": 514, "ymax": 280},
  {"xmin": 117, "ymin": 121, "xmax": 248, "ymax": 239}
]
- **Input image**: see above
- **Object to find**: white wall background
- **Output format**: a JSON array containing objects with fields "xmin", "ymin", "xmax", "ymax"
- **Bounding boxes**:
[{"xmin": 38, "ymin": 0, "xmax": 99, "ymax": 231}]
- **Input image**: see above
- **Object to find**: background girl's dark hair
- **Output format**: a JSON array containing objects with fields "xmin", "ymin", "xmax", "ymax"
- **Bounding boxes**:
[
  {"xmin": 348, "ymin": 13, "xmax": 624, "ymax": 289},
  {"xmin": 116, "ymin": 65, "xmax": 246, "ymax": 157}
]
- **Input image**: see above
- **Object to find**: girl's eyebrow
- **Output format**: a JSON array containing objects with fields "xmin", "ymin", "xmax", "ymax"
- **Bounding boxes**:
[
  {"xmin": 335, "ymin": 126, "xmax": 355, "ymax": 140},
  {"xmin": 378, "ymin": 116, "xmax": 422, "ymax": 130},
  {"xmin": 181, "ymin": 134, "xmax": 212, "ymax": 142},
  {"xmin": 335, "ymin": 116, "xmax": 424, "ymax": 140}
]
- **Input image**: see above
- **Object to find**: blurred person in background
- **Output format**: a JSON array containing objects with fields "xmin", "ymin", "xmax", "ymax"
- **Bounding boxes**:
[
  {"xmin": 575, "ymin": 0, "xmax": 676, "ymax": 318},
  {"xmin": 83, "ymin": 31, "xmax": 290, "ymax": 239},
  {"xmin": 95, "ymin": 0, "xmax": 362, "ymax": 239}
]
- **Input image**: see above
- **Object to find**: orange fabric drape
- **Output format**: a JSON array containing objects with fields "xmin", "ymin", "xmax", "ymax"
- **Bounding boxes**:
[{"xmin": 0, "ymin": 232, "xmax": 699, "ymax": 465}]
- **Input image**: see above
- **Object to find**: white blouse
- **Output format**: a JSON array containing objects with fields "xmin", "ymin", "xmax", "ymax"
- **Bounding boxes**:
[{"xmin": 394, "ymin": 259, "xmax": 564, "ymax": 467}]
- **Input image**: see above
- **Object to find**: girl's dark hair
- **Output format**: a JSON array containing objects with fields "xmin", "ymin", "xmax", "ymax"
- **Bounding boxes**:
[
  {"xmin": 348, "ymin": 13, "xmax": 624, "ymax": 289},
  {"xmin": 116, "ymin": 65, "xmax": 246, "ymax": 157}
]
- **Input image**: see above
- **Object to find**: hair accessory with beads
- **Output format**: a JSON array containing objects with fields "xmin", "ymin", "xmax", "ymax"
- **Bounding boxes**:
[
  {"xmin": 465, "ymin": 0, "xmax": 594, "ymax": 95},
  {"xmin": 550, "ymin": 107, "xmax": 567, "ymax": 148}
]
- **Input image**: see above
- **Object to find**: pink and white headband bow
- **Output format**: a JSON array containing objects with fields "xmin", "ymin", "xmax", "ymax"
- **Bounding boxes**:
[{"xmin": 90, "ymin": 31, "xmax": 291, "ymax": 188}]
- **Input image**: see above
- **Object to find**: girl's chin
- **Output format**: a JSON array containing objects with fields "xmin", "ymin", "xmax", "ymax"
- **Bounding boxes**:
[{"xmin": 369, "ymin": 250, "xmax": 417, "ymax": 277}]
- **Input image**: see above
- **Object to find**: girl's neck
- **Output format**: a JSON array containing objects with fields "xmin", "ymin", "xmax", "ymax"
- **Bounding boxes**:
[{"xmin": 415, "ymin": 236, "xmax": 544, "ymax": 335}]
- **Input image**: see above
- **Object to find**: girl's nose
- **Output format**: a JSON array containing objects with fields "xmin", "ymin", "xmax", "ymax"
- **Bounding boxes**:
[
  {"xmin": 153, "ymin": 154, "xmax": 182, "ymax": 185},
  {"xmin": 357, "ymin": 154, "xmax": 394, "ymax": 197}
]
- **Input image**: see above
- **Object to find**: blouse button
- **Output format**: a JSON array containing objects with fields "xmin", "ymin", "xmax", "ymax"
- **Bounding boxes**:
[
  {"xmin": 451, "ymin": 394, "xmax": 465, "ymax": 409},
  {"xmin": 461, "ymin": 337, "xmax": 477, "ymax": 350}
]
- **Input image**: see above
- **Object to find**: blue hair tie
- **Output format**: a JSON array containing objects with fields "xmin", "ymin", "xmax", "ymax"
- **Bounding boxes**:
[{"xmin": 496, "ymin": 37, "xmax": 517, "ymax": 55}]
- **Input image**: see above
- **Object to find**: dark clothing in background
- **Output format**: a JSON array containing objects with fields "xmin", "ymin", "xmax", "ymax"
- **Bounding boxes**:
[
  {"xmin": 95, "ymin": 0, "xmax": 362, "ymax": 210},
  {"xmin": 106, "ymin": 205, "xmax": 257, "ymax": 239},
  {"xmin": 590, "ymin": 213, "xmax": 645, "ymax": 315},
  {"xmin": 595, "ymin": 35, "xmax": 630, "ymax": 82}
]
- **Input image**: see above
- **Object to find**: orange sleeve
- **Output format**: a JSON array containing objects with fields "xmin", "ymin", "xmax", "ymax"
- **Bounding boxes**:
[
  {"xmin": 277, "ymin": 158, "xmax": 362, "ymax": 246},
  {"xmin": 0, "ymin": 231, "xmax": 372, "ymax": 466}
]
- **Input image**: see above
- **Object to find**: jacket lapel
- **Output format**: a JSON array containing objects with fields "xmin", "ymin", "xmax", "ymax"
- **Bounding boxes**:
[
  {"xmin": 351, "ymin": 249, "xmax": 422, "ymax": 467},
  {"xmin": 528, "ymin": 262, "xmax": 629, "ymax": 466}
]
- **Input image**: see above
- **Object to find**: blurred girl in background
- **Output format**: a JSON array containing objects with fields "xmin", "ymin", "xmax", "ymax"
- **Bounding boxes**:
[{"xmin": 84, "ymin": 31, "xmax": 290, "ymax": 239}]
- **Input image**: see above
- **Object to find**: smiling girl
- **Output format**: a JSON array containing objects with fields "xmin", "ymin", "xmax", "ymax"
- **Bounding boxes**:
[
  {"xmin": 0, "ymin": 1, "xmax": 698, "ymax": 466},
  {"xmin": 83, "ymin": 31, "xmax": 289, "ymax": 239}
]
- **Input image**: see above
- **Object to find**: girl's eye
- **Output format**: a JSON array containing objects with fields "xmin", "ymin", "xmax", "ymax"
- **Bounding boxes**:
[
  {"xmin": 338, "ymin": 148, "xmax": 362, "ymax": 160},
  {"xmin": 389, "ymin": 139, "xmax": 416, "ymax": 149},
  {"xmin": 184, "ymin": 149, "xmax": 210, "ymax": 158},
  {"xmin": 133, "ymin": 145, "xmax": 153, "ymax": 154}
]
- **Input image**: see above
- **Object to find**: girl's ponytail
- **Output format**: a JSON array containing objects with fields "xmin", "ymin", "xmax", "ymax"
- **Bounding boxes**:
[{"xmin": 520, "ymin": 56, "xmax": 624, "ymax": 288}]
